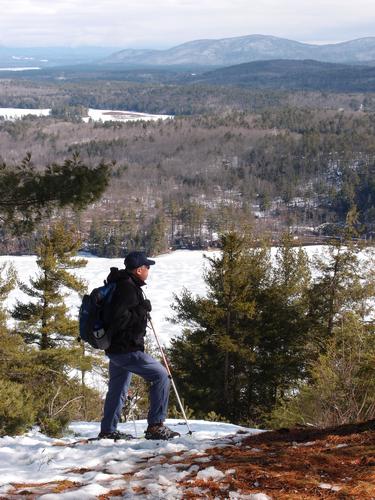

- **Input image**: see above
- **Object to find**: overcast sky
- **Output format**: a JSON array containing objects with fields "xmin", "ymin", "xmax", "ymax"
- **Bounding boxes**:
[{"xmin": 0, "ymin": 0, "xmax": 374, "ymax": 49}]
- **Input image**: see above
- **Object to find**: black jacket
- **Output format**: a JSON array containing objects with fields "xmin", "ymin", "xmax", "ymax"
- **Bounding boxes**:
[{"xmin": 104, "ymin": 268, "xmax": 149, "ymax": 354}]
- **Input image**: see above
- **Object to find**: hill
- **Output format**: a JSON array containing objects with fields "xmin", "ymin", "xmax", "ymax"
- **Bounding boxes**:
[
  {"xmin": 189, "ymin": 59, "xmax": 375, "ymax": 91},
  {"xmin": 103, "ymin": 34, "xmax": 375, "ymax": 67}
]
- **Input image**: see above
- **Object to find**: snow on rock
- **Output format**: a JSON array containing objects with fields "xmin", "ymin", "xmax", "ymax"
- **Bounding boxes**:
[
  {"xmin": 196, "ymin": 465, "xmax": 225, "ymax": 480},
  {"xmin": 228, "ymin": 494, "xmax": 272, "ymax": 500}
]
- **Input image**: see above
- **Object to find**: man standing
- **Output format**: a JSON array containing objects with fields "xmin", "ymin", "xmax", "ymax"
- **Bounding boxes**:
[{"xmin": 99, "ymin": 251, "xmax": 180, "ymax": 441}]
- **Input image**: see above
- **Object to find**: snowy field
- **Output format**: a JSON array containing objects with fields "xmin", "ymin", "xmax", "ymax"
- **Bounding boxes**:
[
  {"xmin": 0, "ymin": 419, "xmax": 265, "ymax": 499},
  {"xmin": 0, "ymin": 107, "xmax": 173, "ymax": 123},
  {"xmin": 82, "ymin": 109, "xmax": 173, "ymax": 123},
  {"xmin": 0, "ymin": 107, "xmax": 50, "ymax": 119}
]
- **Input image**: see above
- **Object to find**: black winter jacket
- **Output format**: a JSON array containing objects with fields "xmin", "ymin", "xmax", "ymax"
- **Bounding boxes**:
[{"xmin": 104, "ymin": 268, "xmax": 149, "ymax": 354}]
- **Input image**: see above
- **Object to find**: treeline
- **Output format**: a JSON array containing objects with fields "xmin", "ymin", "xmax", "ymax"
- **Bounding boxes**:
[
  {"xmin": 1, "ymin": 78, "xmax": 375, "ymax": 115},
  {"xmin": 0, "ymin": 109, "xmax": 374, "ymax": 255},
  {"xmin": 167, "ymin": 229, "xmax": 375, "ymax": 427},
  {"xmin": 192, "ymin": 59, "xmax": 375, "ymax": 93}
]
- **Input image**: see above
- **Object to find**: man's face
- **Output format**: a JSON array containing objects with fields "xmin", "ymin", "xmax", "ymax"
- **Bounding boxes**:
[{"xmin": 135, "ymin": 264, "xmax": 150, "ymax": 282}]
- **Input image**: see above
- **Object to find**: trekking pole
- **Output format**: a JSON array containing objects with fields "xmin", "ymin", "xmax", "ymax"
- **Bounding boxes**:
[
  {"xmin": 147, "ymin": 315, "xmax": 193, "ymax": 435},
  {"xmin": 127, "ymin": 395, "xmax": 138, "ymax": 438}
]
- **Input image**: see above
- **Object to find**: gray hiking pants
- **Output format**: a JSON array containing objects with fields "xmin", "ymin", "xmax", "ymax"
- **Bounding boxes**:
[{"xmin": 100, "ymin": 351, "xmax": 170, "ymax": 433}]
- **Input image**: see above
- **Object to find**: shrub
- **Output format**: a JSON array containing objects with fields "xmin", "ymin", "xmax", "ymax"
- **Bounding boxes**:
[{"xmin": 0, "ymin": 380, "xmax": 35, "ymax": 436}]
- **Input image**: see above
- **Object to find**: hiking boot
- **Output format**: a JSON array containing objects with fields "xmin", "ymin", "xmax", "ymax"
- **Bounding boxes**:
[
  {"xmin": 144, "ymin": 423, "xmax": 180, "ymax": 440},
  {"xmin": 98, "ymin": 430, "xmax": 134, "ymax": 440}
]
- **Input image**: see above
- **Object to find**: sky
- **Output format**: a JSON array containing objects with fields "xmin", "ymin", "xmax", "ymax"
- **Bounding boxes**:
[{"xmin": 0, "ymin": 0, "xmax": 374, "ymax": 49}]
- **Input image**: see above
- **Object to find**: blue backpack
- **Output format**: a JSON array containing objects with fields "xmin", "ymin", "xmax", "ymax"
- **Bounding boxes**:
[{"xmin": 79, "ymin": 282, "xmax": 117, "ymax": 349}]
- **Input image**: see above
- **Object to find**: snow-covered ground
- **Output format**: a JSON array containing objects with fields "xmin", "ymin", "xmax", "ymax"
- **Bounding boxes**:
[
  {"xmin": 0, "ymin": 107, "xmax": 50, "ymax": 119},
  {"xmin": 0, "ymin": 107, "xmax": 172, "ymax": 123},
  {"xmin": 82, "ymin": 109, "xmax": 173, "ymax": 123},
  {"xmin": 0, "ymin": 419, "xmax": 265, "ymax": 499}
]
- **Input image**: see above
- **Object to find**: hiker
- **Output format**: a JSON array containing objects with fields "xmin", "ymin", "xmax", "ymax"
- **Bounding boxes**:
[{"xmin": 98, "ymin": 251, "xmax": 180, "ymax": 441}]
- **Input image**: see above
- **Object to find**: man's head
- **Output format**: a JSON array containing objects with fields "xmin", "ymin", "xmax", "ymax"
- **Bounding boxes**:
[{"xmin": 124, "ymin": 251, "xmax": 155, "ymax": 281}]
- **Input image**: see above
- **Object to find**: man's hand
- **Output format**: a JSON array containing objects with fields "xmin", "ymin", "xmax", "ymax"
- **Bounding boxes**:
[
  {"xmin": 133, "ymin": 299, "xmax": 152, "ymax": 319},
  {"xmin": 142, "ymin": 299, "xmax": 152, "ymax": 312}
]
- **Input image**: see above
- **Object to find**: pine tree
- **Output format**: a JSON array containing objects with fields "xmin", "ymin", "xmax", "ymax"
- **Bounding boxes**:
[
  {"xmin": 169, "ymin": 232, "xmax": 266, "ymax": 422},
  {"xmin": 270, "ymin": 312, "xmax": 375, "ymax": 428},
  {"xmin": 0, "ymin": 262, "xmax": 36, "ymax": 435},
  {"xmin": 250, "ymin": 234, "xmax": 312, "ymax": 416},
  {"xmin": 0, "ymin": 153, "xmax": 109, "ymax": 233},
  {"xmin": 9, "ymin": 222, "xmax": 104, "ymax": 434},
  {"xmin": 147, "ymin": 214, "xmax": 168, "ymax": 255},
  {"xmin": 308, "ymin": 214, "xmax": 374, "ymax": 345},
  {"xmin": 168, "ymin": 231, "xmax": 314, "ymax": 425},
  {"xmin": 12, "ymin": 222, "xmax": 87, "ymax": 349}
]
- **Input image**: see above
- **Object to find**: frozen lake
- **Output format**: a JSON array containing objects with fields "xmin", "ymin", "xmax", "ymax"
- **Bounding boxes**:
[
  {"xmin": 0, "ymin": 250, "xmax": 215, "ymax": 347},
  {"xmin": 2, "ymin": 245, "xmax": 372, "ymax": 347},
  {"xmin": 0, "ymin": 67, "xmax": 41, "ymax": 71},
  {"xmin": 0, "ymin": 107, "xmax": 173, "ymax": 122}
]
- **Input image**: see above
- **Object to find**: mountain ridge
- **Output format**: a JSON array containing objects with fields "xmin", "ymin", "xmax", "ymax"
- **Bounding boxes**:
[
  {"xmin": 188, "ymin": 58, "xmax": 375, "ymax": 91},
  {"xmin": 103, "ymin": 34, "xmax": 375, "ymax": 67}
]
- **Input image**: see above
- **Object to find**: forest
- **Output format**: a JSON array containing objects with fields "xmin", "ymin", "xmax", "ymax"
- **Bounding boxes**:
[{"xmin": 0, "ymin": 78, "xmax": 374, "ymax": 255}]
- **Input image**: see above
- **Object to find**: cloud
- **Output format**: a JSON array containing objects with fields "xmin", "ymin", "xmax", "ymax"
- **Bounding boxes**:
[{"xmin": 0, "ymin": 0, "xmax": 374, "ymax": 47}]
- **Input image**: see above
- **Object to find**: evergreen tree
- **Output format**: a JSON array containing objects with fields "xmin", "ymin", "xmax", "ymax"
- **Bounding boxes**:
[
  {"xmin": 168, "ymin": 232, "xmax": 314, "ymax": 425},
  {"xmin": 169, "ymin": 232, "xmax": 258, "ymax": 422},
  {"xmin": 308, "ymin": 228, "xmax": 374, "ymax": 345},
  {"xmin": 270, "ymin": 312, "xmax": 375, "ymax": 428},
  {"xmin": 0, "ymin": 153, "xmax": 110, "ymax": 233},
  {"xmin": 249, "ymin": 235, "xmax": 312, "ymax": 417},
  {"xmin": 147, "ymin": 214, "xmax": 168, "ymax": 255},
  {"xmin": 0, "ymin": 262, "xmax": 38, "ymax": 436},
  {"xmin": 169, "ymin": 233, "xmax": 274, "ymax": 423},
  {"xmin": 9, "ymin": 222, "xmax": 104, "ymax": 435},
  {"xmin": 12, "ymin": 222, "xmax": 87, "ymax": 350}
]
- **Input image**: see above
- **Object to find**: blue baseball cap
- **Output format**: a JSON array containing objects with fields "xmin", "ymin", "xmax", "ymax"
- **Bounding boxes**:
[{"xmin": 124, "ymin": 251, "xmax": 155, "ymax": 270}]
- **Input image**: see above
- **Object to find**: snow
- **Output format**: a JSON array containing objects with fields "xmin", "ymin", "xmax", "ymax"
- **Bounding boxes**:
[
  {"xmin": 82, "ymin": 109, "xmax": 173, "ymax": 123},
  {"xmin": 0, "ymin": 250, "xmax": 216, "ymax": 347},
  {"xmin": 0, "ymin": 67, "xmax": 41, "ymax": 71},
  {"xmin": 0, "ymin": 107, "xmax": 50, "ymax": 119},
  {"xmin": 0, "ymin": 107, "xmax": 172, "ymax": 123},
  {"xmin": 0, "ymin": 419, "xmax": 264, "ymax": 498}
]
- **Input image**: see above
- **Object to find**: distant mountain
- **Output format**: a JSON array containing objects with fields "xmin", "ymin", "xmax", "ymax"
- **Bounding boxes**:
[
  {"xmin": 188, "ymin": 59, "xmax": 375, "ymax": 92},
  {"xmin": 0, "ymin": 47, "xmax": 120, "ymax": 68},
  {"xmin": 102, "ymin": 34, "xmax": 375, "ymax": 67}
]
